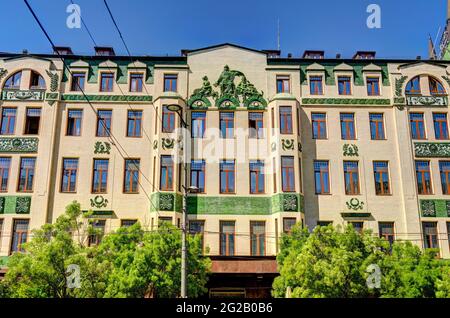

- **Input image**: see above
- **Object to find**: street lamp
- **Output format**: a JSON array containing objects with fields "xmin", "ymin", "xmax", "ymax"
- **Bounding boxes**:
[{"xmin": 166, "ymin": 104, "xmax": 196, "ymax": 298}]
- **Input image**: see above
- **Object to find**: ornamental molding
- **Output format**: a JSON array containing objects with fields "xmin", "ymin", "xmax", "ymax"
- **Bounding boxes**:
[
  {"xmin": 394, "ymin": 75, "xmax": 408, "ymax": 97},
  {"xmin": 46, "ymin": 70, "xmax": 59, "ymax": 92},
  {"xmin": 2, "ymin": 90, "xmax": 45, "ymax": 101},
  {"xmin": 406, "ymin": 96, "xmax": 448, "ymax": 106},
  {"xmin": 281, "ymin": 139, "xmax": 295, "ymax": 151},
  {"xmin": 345, "ymin": 198, "xmax": 364, "ymax": 211},
  {"xmin": 343, "ymin": 144, "xmax": 359, "ymax": 157},
  {"xmin": 414, "ymin": 142, "xmax": 450, "ymax": 158},
  {"xmin": 0, "ymin": 137, "xmax": 38, "ymax": 153},
  {"xmin": 0, "ymin": 196, "xmax": 32, "ymax": 214},
  {"xmin": 302, "ymin": 98, "xmax": 390, "ymax": 105},
  {"xmin": 0, "ymin": 68, "xmax": 8, "ymax": 81},
  {"xmin": 61, "ymin": 94, "xmax": 152, "ymax": 103},
  {"xmin": 90, "ymin": 195, "xmax": 108, "ymax": 209},
  {"xmin": 94, "ymin": 141, "xmax": 111, "ymax": 154},
  {"xmin": 161, "ymin": 138, "xmax": 175, "ymax": 150}
]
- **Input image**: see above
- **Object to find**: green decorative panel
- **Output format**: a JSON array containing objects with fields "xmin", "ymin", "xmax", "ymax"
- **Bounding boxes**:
[
  {"xmin": 281, "ymin": 139, "xmax": 295, "ymax": 151},
  {"xmin": 16, "ymin": 197, "xmax": 31, "ymax": 214},
  {"xmin": 90, "ymin": 195, "xmax": 108, "ymax": 208},
  {"xmin": 83, "ymin": 210, "xmax": 114, "ymax": 218},
  {"xmin": 150, "ymin": 192, "xmax": 182, "ymax": 212},
  {"xmin": 406, "ymin": 96, "xmax": 448, "ymax": 106},
  {"xmin": 341, "ymin": 212, "xmax": 372, "ymax": 219},
  {"xmin": 343, "ymin": 144, "xmax": 359, "ymax": 157},
  {"xmin": 94, "ymin": 141, "xmax": 111, "ymax": 154},
  {"xmin": 345, "ymin": 198, "xmax": 364, "ymax": 211},
  {"xmin": 0, "ymin": 137, "xmax": 39, "ymax": 153},
  {"xmin": 61, "ymin": 94, "xmax": 152, "ymax": 103},
  {"xmin": 271, "ymin": 193, "xmax": 304, "ymax": 213},
  {"xmin": 414, "ymin": 143, "xmax": 450, "ymax": 158},
  {"xmin": 302, "ymin": 98, "xmax": 390, "ymax": 105},
  {"xmin": 2, "ymin": 90, "xmax": 45, "ymax": 101},
  {"xmin": 420, "ymin": 200, "xmax": 450, "ymax": 217},
  {"xmin": 0, "ymin": 196, "xmax": 32, "ymax": 214},
  {"xmin": 0, "ymin": 197, "xmax": 4, "ymax": 213}
]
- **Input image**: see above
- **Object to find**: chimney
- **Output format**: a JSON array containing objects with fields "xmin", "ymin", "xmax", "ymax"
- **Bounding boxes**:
[
  {"xmin": 94, "ymin": 46, "xmax": 115, "ymax": 56},
  {"xmin": 416, "ymin": 55, "xmax": 422, "ymax": 60},
  {"xmin": 302, "ymin": 50, "xmax": 324, "ymax": 59},
  {"xmin": 262, "ymin": 50, "xmax": 281, "ymax": 58},
  {"xmin": 336, "ymin": 53, "xmax": 341, "ymax": 59},
  {"xmin": 22, "ymin": 49, "xmax": 28, "ymax": 54},
  {"xmin": 353, "ymin": 51, "xmax": 376, "ymax": 59},
  {"xmin": 53, "ymin": 46, "xmax": 73, "ymax": 55},
  {"xmin": 287, "ymin": 53, "xmax": 292, "ymax": 58}
]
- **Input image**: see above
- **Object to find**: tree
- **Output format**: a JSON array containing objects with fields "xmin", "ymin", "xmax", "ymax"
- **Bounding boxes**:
[{"xmin": 436, "ymin": 264, "xmax": 450, "ymax": 298}]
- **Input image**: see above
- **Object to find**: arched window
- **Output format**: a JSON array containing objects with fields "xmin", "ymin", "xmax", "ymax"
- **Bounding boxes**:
[
  {"xmin": 405, "ymin": 76, "xmax": 421, "ymax": 95},
  {"xmin": 29, "ymin": 71, "xmax": 46, "ymax": 89},
  {"xmin": 429, "ymin": 76, "xmax": 446, "ymax": 95},
  {"xmin": 3, "ymin": 71, "xmax": 22, "ymax": 89}
]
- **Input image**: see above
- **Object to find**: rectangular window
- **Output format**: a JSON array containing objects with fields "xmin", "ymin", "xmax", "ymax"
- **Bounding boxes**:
[
  {"xmin": 369, "ymin": 113, "xmax": 385, "ymax": 140},
  {"xmin": 350, "ymin": 221, "xmax": 364, "ymax": 234},
  {"xmin": 164, "ymin": 74, "xmax": 177, "ymax": 92},
  {"xmin": 220, "ymin": 221, "xmax": 235, "ymax": 256},
  {"xmin": 100, "ymin": 73, "xmax": 114, "ymax": 92},
  {"xmin": 309, "ymin": 76, "xmax": 323, "ymax": 95},
  {"xmin": 0, "ymin": 108, "xmax": 16, "ymax": 135},
  {"xmin": 162, "ymin": 106, "xmax": 175, "ymax": 133},
  {"xmin": 192, "ymin": 112, "xmax": 206, "ymax": 138},
  {"xmin": 129, "ymin": 73, "xmax": 143, "ymax": 92},
  {"xmin": 343, "ymin": 161, "xmax": 360, "ymax": 195},
  {"xmin": 121, "ymin": 219, "xmax": 137, "ymax": 227},
  {"xmin": 379, "ymin": 222, "xmax": 395, "ymax": 246},
  {"xmin": 433, "ymin": 113, "xmax": 449, "ymax": 140},
  {"xmin": 88, "ymin": 220, "xmax": 105, "ymax": 247},
  {"xmin": 276, "ymin": 75, "xmax": 290, "ymax": 93},
  {"xmin": 71, "ymin": 72, "xmax": 85, "ymax": 91},
  {"xmin": 96, "ymin": 110, "xmax": 112, "ymax": 137},
  {"xmin": 160, "ymin": 155, "xmax": 174, "ymax": 191},
  {"xmin": 410, "ymin": 113, "xmax": 426, "ymax": 140},
  {"xmin": 415, "ymin": 161, "xmax": 432, "ymax": 194},
  {"xmin": 281, "ymin": 156, "xmax": 295, "ymax": 192},
  {"xmin": 10, "ymin": 219, "xmax": 29, "ymax": 253},
  {"xmin": 18, "ymin": 157, "xmax": 36, "ymax": 192},
  {"xmin": 250, "ymin": 221, "xmax": 265, "ymax": 256},
  {"xmin": 279, "ymin": 106, "xmax": 293, "ymax": 134},
  {"xmin": 422, "ymin": 222, "xmax": 439, "ymax": 249},
  {"xmin": 250, "ymin": 160, "xmax": 265, "ymax": 194},
  {"xmin": 190, "ymin": 160, "xmax": 205, "ymax": 193},
  {"xmin": 220, "ymin": 112, "xmax": 234, "ymax": 138},
  {"xmin": 127, "ymin": 110, "xmax": 142, "ymax": 137},
  {"xmin": 283, "ymin": 218, "xmax": 296, "ymax": 234},
  {"xmin": 373, "ymin": 161, "xmax": 390, "ymax": 195},
  {"xmin": 273, "ymin": 157, "xmax": 277, "ymax": 193},
  {"xmin": 0, "ymin": 157, "xmax": 11, "ymax": 192},
  {"xmin": 0, "ymin": 219, "xmax": 3, "ymax": 249},
  {"xmin": 314, "ymin": 160, "xmax": 330, "ymax": 194},
  {"xmin": 92, "ymin": 159, "xmax": 109, "ymax": 193},
  {"xmin": 340, "ymin": 113, "xmax": 356, "ymax": 140},
  {"xmin": 124, "ymin": 159, "xmax": 140, "ymax": 193},
  {"xmin": 249, "ymin": 112, "xmax": 264, "ymax": 139},
  {"xmin": 61, "ymin": 158, "xmax": 78, "ymax": 193},
  {"xmin": 312, "ymin": 113, "xmax": 327, "ymax": 139},
  {"xmin": 338, "ymin": 76, "xmax": 352, "ymax": 95},
  {"xmin": 299, "ymin": 158, "xmax": 303, "ymax": 193},
  {"xmin": 220, "ymin": 160, "xmax": 235, "ymax": 193},
  {"xmin": 447, "ymin": 222, "xmax": 450, "ymax": 251},
  {"xmin": 189, "ymin": 220, "xmax": 205, "ymax": 251},
  {"xmin": 66, "ymin": 109, "xmax": 83, "ymax": 136},
  {"xmin": 367, "ymin": 77, "xmax": 380, "ymax": 96},
  {"xmin": 24, "ymin": 108, "xmax": 41, "ymax": 135},
  {"xmin": 440, "ymin": 161, "xmax": 450, "ymax": 195}
]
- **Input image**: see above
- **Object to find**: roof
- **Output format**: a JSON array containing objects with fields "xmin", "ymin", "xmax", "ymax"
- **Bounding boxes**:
[{"xmin": 181, "ymin": 43, "xmax": 268, "ymax": 56}]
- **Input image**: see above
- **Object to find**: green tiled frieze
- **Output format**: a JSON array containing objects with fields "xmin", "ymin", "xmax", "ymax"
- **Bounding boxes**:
[
  {"xmin": 420, "ymin": 200, "xmax": 450, "ymax": 217},
  {"xmin": 0, "ymin": 196, "xmax": 31, "ymax": 214},
  {"xmin": 150, "ymin": 192, "xmax": 183, "ymax": 212},
  {"xmin": 1, "ymin": 90, "xmax": 45, "ymax": 101},
  {"xmin": 414, "ymin": 142, "xmax": 450, "ymax": 158},
  {"xmin": 0, "ymin": 137, "xmax": 39, "ymax": 153},
  {"xmin": 302, "ymin": 98, "xmax": 390, "ymax": 105},
  {"xmin": 61, "ymin": 94, "xmax": 152, "ymax": 103}
]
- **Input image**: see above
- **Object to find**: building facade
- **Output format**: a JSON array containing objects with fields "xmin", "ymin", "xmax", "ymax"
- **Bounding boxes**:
[{"xmin": 1, "ymin": 44, "xmax": 450, "ymax": 296}]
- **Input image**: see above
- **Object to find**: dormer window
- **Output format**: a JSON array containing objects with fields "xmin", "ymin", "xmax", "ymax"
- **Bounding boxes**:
[
  {"xmin": 95, "ymin": 46, "xmax": 115, "ymax": 56},
  {"xmin": 4, "ymin": 71, "xmax": 22, "ymax": 89},
  {"xmin": 303, "ymin": 50, "xmax": 324, "ymax": 59},
  {"xmin": 429, "ymin": 76, "xmax": 446, "ymax": 95},
  {"xmin": 338, "ymin": 76, "xmax": 352, "ymax": 95},
  {"xmin": 405, "ymin": 76, "xmax": 421, "ymax": 95},
  {"xmin": 100, "ymin": 72, "xmax": 114, "ymax": 92},
  {"xmin": 29, "ymin": 71, "xmax": 46, "ymax": 89}
]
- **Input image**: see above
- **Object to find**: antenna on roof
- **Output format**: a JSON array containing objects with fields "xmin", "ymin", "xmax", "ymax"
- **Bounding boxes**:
[{"xmin": 277, "ymin": 18, "xmax": 280, "ymax": 51}]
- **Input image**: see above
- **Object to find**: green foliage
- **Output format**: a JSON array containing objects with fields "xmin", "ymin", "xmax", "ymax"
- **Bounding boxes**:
[{"xmin": 436, "ymin": 265, "xmax": 450, "ymax": 298}]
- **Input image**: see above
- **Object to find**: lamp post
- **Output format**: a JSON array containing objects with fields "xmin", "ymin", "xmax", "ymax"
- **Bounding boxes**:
[{"xmin": 166, "ymin": 104, "xmax": 197, "ymax": 298}]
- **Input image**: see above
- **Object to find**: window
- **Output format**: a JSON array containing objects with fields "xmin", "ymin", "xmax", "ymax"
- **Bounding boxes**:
[
  {"xmin": 220, "ymin": 221, "xmax": 235, "ymax": 256},
  {"xmin": 18, "ymin": 157, "xmax": 36, "ymax": 192},
  {"xmin": 415, "ymin": 161, "xmax": 432, "ymax": 194},
  {"xmin": 190, "ymin": 160, "xmax": 205, "ymax": 193},
  {"xmin": 276, "ymin": 75, "xmax": 290, "ymax": 93},
  {"xmin": 429, "ymin": 77, "xmax": 446, "ymax": 95},
  {"xmin": 61, "ymin": 158, "xmax": 78, "ymax": 192},
  {"xmin": 279, "ymin": 106, "xmax": 293, "ymax": 134},
  {"xmin": 88, "ymin": 220, "xmax": 105, "ymax": 246},
  {"xmin": 309, "ymin": 76, "xmax": 323, "ymax": 95},
  {"xmin": 317, "ymin": 221, "xmax": 332, "ymax": 227},
  {"xmin": 220, "ymin": 112, "xmax": 234, "ymax": 138},
  {"xmin": 4, "ymin": 71, "xmax": 22, "ymax": 89},
  {"xmin": 0, "ymin": 108, "xmax": 16, "ymax": 135},
  {"xmin": 0, "ymin": 158, "xmax": 11, "ymax": 192},
  {"xmin": 369, "ymin": 113, "xmax": 385, "ymax": 140},
  {"xmin": 249, "ymin": 112, "xmax": 264, "ymax": 139},
  {"xmin": 409, "ymin": 113, "xmax": 426, "ymax": 139},
  {"xmin": 24, "ymin": 108, "xmax": 41, "ymax": 135},
  {"xmin": 406, "ymin": 76, "xmax": 421, "ymax": 95},
  {"xmin": 220, "ymin": 160, "xmax": 235, "ymax": 193},
  {"xmin": 160, "ymin": 155, "xmax": 174, "ymax": 191},
  {"xmin": 250, "ymin": 160, "xmax": 265, "ymax": 194},
  {"xmin": 66, "ymin": 109, "xmax": 83, "ymax": 136},
  {"xmin": 366, "ymin": 77, "xmax": 380, "ymax": 96},
  {"xmin": 71, "ymin": 72, "xmax": 85, "ymax": 91},
  {"xmin": 422, "ymin": 222, "xmax": 439, "ymax": 249},
  {"xmin": 314, "ymin": 160, "xmax": 330, "ymax": 194},
  {"xmin": 299, "ymin": 158, "xmax": 303, "ymax": 193},
  {"xmin": 92, "ymin": 159, "xmax": 109, "ymax": 193},
  {"xmin": 250, "ymin": 221, "xmax": 265, "ymax": 256},
  {"xmin": 343, "ymin": 161, "xmax": 360, "ymax": 195},
  {"xmin": 162, "ymin": 106, "xmax": 175, "ymax": 133},
  {"xmin": 163, "ymin": 74, "xmax": 177, "ymax": 92},
  {"xmin": 124, "ymin": 159, "xmax": 140, "ymax": 193},
  {"xmin": 283, "ymin": 218, "xmax": 296, "ymax": 234},
  {"xmin": 192, "ymin": 112, "xmax": 206, "ymax": 138},
  {"xmin": 440, "ymin": 161, "xmax": 450, "ymax": 195},
  {"xmin": 312, "ymin": 113, "xmax": 327, "ymax": 139},
  {"xmin": 29, "ymin": 71, "xmax": 45, "ymax": 89},
  {"xmin": 189, "ymin": 220, "xmax": 205, "ymax": 251},
  {"xmin": 447, "ymin": 222, "xmax": 450, "ymax": 251},
  {"xmin": 281, "ymin": 156, "xmax": 295, "ymax": 192},
  {"xmin": 273, "ymin": 157, "xmax": 277, "ymax": 193},
  {"xmin": 373, "ymin": 161, "xmax": 390, "ymax": 195},
  {"xmin": 96, "ymin": 110, "xmax": 112, "ymax": 137},
  {"xmin": 100, "ymin": 73, "xmax": 114, "ymax": 92},
  {"xmin": 127, "ymin": 110, "xmax": 142, "ymax": 137},
  {"xmin": 433, "ymin": 113, "xmax": 449, "ymax": 140},
  {"xmin": 129, "ymin": 73, "xmax": 143, "ymax": 92},
  {"xmin": 350, "ymin": 221, "xmax": 364, "ymax": 234},
  {"xmin": 340, "ymin": 113, "xmax": 356, "ymax": 140},
  {"xmin": 158, "ymin": 217, "xmax": 173, "ymax": 226},
  {"xmin": 121, "ymin": 219, "xmax": 137, "ymax": 227},
  {"xmin": 338, "ymin": 76, "xmax": 351, "ymax": 95},
  {"xmin": 379, "ymin": 222, "xmax": 395, "ymax": 246},
  {"xmin": 10, "ymin": 219, "xmax": 29, "ymax": 253},
  {"xmin": 0, "ymin": 219, "xmax": 2, "ymax": 249}
]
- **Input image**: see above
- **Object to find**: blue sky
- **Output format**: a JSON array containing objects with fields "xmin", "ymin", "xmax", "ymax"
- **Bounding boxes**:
[{"xmin": 1, "ymin": 0, "xmax": 447, "ymax": 59}]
